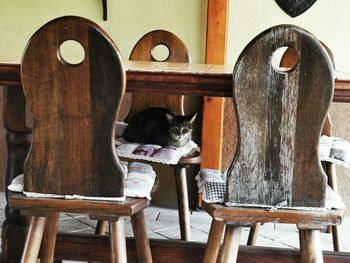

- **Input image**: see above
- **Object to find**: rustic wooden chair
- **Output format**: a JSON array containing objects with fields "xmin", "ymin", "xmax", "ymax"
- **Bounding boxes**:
[
  {"xmin": 96, "ymin": 30, "xmax": 200, "ymax": 241},
  {"xmin": 202, "ymin": 25, "xmax": 345, "ymax": 263},
  {"xmin": 128, "ymin": 30, "xmax": 201, "ymax": 241},
  {"xmin": 8, "ymin": 16, "xmax": 153, "ymax": 263},
  {"xmin": 246, "ymin": 43, "xmax": 342, "ymax": 251}
]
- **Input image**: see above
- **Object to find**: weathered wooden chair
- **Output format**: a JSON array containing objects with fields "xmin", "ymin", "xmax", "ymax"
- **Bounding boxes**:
[
  {"xmin": 203, "ymin": 25, "xmax": 345, "ymax": 263},
  {"xmin": 115, "ymin": 30, "xmax": 200, "ymax": 241},
  {"xmin": 8, "ymin": 16, "xmax": 152, "ymax": 263},
  {"xmin": 246, "ymin": 42, "xmax": 342, "ymax": 251}
]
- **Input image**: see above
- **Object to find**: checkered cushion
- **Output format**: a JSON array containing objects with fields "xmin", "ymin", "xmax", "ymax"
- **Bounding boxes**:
[
  {"xmin": 319, "ymin": 135, "xmax": 350, "ymax": 167},
  {"xmin": 196, "ymin": 168, "xmax": 345, "ymax": 210}
]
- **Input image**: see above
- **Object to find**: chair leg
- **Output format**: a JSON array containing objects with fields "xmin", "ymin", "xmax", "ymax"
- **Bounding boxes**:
[
  {"xmin": 332, "ymin": 225, "xmax": 341, "ymax": 251},
  {"xmin": 203, "ymin": 219, "xmax": 225, "ymax": 263},
  {"xmin": 174, "ymin": 167, "xmax": 191, "ymax": 241},
  {"xmin": 40, "ymin": 212, "xmax": 60, "ymax": 263},
  {"xmin": 326, "ymin": 163, "xmax": 341, "ymax": 251},
  {"xmin": 21, "ymin": 216, "xmax": 47, "ymax": 263},
  {"xmin": 131, "ymin": 210, "xmax": 153, "ymax": 263},
  {"xmin": 95, "ymin": 220, "xmax": 108, "ymax": 235},
  {"xmin": 299, "ymin": 229, "xmax": 324, "ymax": 263},
  {"xmin": 109, "ymin": 218, "xmax": 127, "ymax": 263},
  {"xmin": 247, "ymin": 223, "xmax": 261, "ymax": 245},
  {"xmin": 88, "ymin": 220, "xmax": 109, "ymax": 263},
  {"xmin": 220, "ymin": 225, "xmax": 242, "ymax": 263}
]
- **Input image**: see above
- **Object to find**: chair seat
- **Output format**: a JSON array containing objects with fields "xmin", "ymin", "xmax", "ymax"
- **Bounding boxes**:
[
  {"xmin": 202, "ymin": 201, "xmax": 345, "ymax": 227},
  {"xmin": 9, "ymin": 193, "xmax": 149, "ymax": 217}
]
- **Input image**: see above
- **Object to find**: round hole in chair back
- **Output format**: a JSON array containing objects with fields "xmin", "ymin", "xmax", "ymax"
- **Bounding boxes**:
[
  {"xmin": 151, "ymin": 44, "xmax": 170, "ymax": 62},
  {"xmin": 58, "ymin": 40, "xmax": 85, "ymax": 66},
  {"xmin": 271, "ymin": 46, "xmax": 299, "ymax": 73}
]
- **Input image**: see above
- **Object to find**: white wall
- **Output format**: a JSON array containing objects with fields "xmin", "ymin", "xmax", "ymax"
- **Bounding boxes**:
[{"xmin": 0, "ymin": 0, "xmax": 207, "ymax": 63}]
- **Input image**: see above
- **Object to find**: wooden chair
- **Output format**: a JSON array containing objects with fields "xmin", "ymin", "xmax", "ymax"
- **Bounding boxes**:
[
  {"xmin": 246, "ymin": 43, "xmax": 342, "ymax": 251},
  {"xmin": 8, "ymin": 16, "xmax": 152, "ymax": 263},
  {"xmin": 129, "ymin": 31, "xmax": 200, "ymax": 242},
  {"xmin": 99, "ymin": 30, "xmax": 200, "ymax": 241},
  {"xmin": 202, "ymin": 25, "xmax": 345, "ymax": 263}
]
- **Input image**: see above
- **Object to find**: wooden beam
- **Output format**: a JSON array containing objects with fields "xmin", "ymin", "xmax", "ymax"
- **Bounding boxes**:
[
  {"xmin": 202, "ymin": 0, "xmax": 229, "ymax": 170},
  {"xmin": 53, "ymin": 233, "xmax": 350, "ymax": 263},
  {"xmin": 1, "ymin": 62, "xmax": 350, "ymax": 102}
]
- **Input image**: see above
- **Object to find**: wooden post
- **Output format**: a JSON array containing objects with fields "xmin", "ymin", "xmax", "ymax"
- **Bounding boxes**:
[
  {"xmin": 200, "ymin": 0, "xmax": 229, "ymax": 206},
  {"xmin": 2, "ymin": 85, "xmax": 31, "ymax": 263}
]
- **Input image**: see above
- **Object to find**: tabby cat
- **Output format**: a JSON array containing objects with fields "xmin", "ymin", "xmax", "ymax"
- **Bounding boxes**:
[{"xmin": 123, "ymin": 107, "xmax": 197, "ymax": 147}]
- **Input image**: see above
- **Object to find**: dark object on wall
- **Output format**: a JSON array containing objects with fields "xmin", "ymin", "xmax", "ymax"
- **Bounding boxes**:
[
  {"xmin": 102, "ymin": 0, "xmax": 107, "ymax": 20},
  {"xmin": 275, "ymin": 0, "xmax": 317, "ymax": 17}
]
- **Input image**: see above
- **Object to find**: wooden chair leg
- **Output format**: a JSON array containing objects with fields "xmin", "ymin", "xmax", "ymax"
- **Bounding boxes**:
[
  {"xmin": 326, "ymin": 163, "xmax": 341, "ymax": 251},
  {"xmin": 40, "ymin": 212, "xmax": 60, "ymax": 263},
  {"xmin": 332, "ymin": 225, "xmax": 340, "ymax": 251},
  {"xmin": 299, "ymin": 229, "xmax": 324, "ymax": 263},
  {"xmin": 220, "ymin": 225, "xmax": 242, "ymax": 263},
  {"xmin": 299, "ymin": 229, "xmax": 307, "ymax": 262},
  {"xmin": 203, "ymin": 219, "xmax": 225, "ymax": 263},
  {"xmin": 131, "ymin": 210, "xmax": 153, "ymax": 263},
  {"xmin": 21, "ymin": 216, "xmax": 47, "ymax": 263},
  {"xmin": 174, "ymin": 167, "xmax": 191, "ymax": 241},
  {"xmin": 95, "ymin": 220, "xmax": 108, "ymax": 235},
  {"xmin": 247, "ymin": 223, "xmax": 261, "ymax": 245},
  {"xmin": 109, "ymin": 218, "xmax": 127, "ymax": 263},
  {"xmin": 88, "ymin": 220, "xmax": 109, "ymax": 263}
]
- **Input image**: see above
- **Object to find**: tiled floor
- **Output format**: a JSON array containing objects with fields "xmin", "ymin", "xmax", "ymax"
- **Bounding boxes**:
[{"xmin": 0, "ymin": 192, "xmax": 349, "ymax": 262}]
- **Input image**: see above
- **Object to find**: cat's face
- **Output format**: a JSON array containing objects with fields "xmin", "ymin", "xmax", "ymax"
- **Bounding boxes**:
[{"xmin": 166, "ymin": 112, "xmax": 197, "ymax": 147}]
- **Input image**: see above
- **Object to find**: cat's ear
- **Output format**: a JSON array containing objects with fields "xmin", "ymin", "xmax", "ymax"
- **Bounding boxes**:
[
  {"xmin": 188, "ymin": 112, "xmax": 197, "ymax": 124},
  {"xmin": 165, "ymin": 113, "xmax": 174, "ymax": 122}
]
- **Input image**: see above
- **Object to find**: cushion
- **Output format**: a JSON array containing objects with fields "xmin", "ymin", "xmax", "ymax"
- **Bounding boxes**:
[
  {"xmin": 8, "ymin": 162, "xmax": 156, "ymax": 201},
  {"xmin": 115, "ymin": 122, "xmax": 198, "ymax": 165},
  {"xmin": 195, "ymin": 168, "xmax": 345, "ymax": 210},
  {"xmin": 319, "ymin": 135, "xmax": 350, "ymax": 167}
]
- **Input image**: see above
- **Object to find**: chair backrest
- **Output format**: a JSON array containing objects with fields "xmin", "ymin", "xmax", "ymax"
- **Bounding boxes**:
[
  {"xmin": 227, "ymin": 25, "xmax": 334, "ymax": 208},
  {"xmin": 21, "ymin": 16, "xmax": 126, "ymax": 197},
  {"xmin": 126, "ymin": 30, "xmax": 190, "ymax": 120},
  {"xmin": 281, "ymin": 42, "xmax": 336, "ymax": 138}
]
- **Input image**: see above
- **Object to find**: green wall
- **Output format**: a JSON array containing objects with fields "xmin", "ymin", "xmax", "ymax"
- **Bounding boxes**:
[
  {"xmin": 0, "ymin": 0, "xmax": 208, "ymax": 207},
  {"xmin": 0, "ymin": 0, "xmax": 207, "ymax": 63}
]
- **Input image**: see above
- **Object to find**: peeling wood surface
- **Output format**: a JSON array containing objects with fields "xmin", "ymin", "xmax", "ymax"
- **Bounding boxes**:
[
  {"xmin": 228, "ymin": 25, "xmax": 333, "ymax": 207},
  {"xmin": 203, "ymin": 202, "xmax": 344, "ymax": 226},
  {"xmin": 20, "ymin": 16, "xmax": 126, "ymax": 197}
]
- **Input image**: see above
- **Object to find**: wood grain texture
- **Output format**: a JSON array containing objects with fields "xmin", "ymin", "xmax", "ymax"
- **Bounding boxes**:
[
  {"xmin": 1, "ymin": 61, "xmax": 350, "ymax": 102},
  {"xmin": 21, "ymin": 16, "xmax": 126, "ymax": 197},
  {"xmin": 228, "ymin": 25, "xmax": 333, "ymax": 207},
  {"xmin": 299, "ymin": 229, "xmax": 324, "ymax": 263},
  {"xmin": 203, "ymin": 219, "xmax": 225, "ymax": 263},
  {"xmin": 174, "ymin": 167, "xmax": 191, "ymax": 241},
  {"xmin": 127, "ymin": 29, "xmax": 190, "ymax": 119},
  {"xmin": 40, "ymin": 212, "xmax": 59, "ymax": 263},
  {"xmin": 220, "ymin": 226, "xmax": 242, "ymax": 263},
  {"xmin": 131, "ymin": 211, "xmax": 153, "ymax": 263},
  {"xmin": 20, "ymin": 216, "xmax": 47, "ymax": 263},
  {"xmin": 9, "ymin": 193, "xmax": 149, "ymax": 216},
  {"xmin": 109, "ymin": 219, "xmax": 127, "ymax": 263},
  {"xmin": 201, "ymin": 0, "xmax": 229, "ymax": 170},
  {"xmin": 52, "ymin": 234, "xmax": 350, "ymax": 263},
  {"xmin": 203, "ymin": 202, "xmax": 344, "ymax": 226}
]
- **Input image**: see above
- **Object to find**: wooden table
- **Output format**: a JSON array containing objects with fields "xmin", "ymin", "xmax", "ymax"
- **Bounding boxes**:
[{"xmin": 0, "ymin": 60, "xmax": 350, "ymax": 262}]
